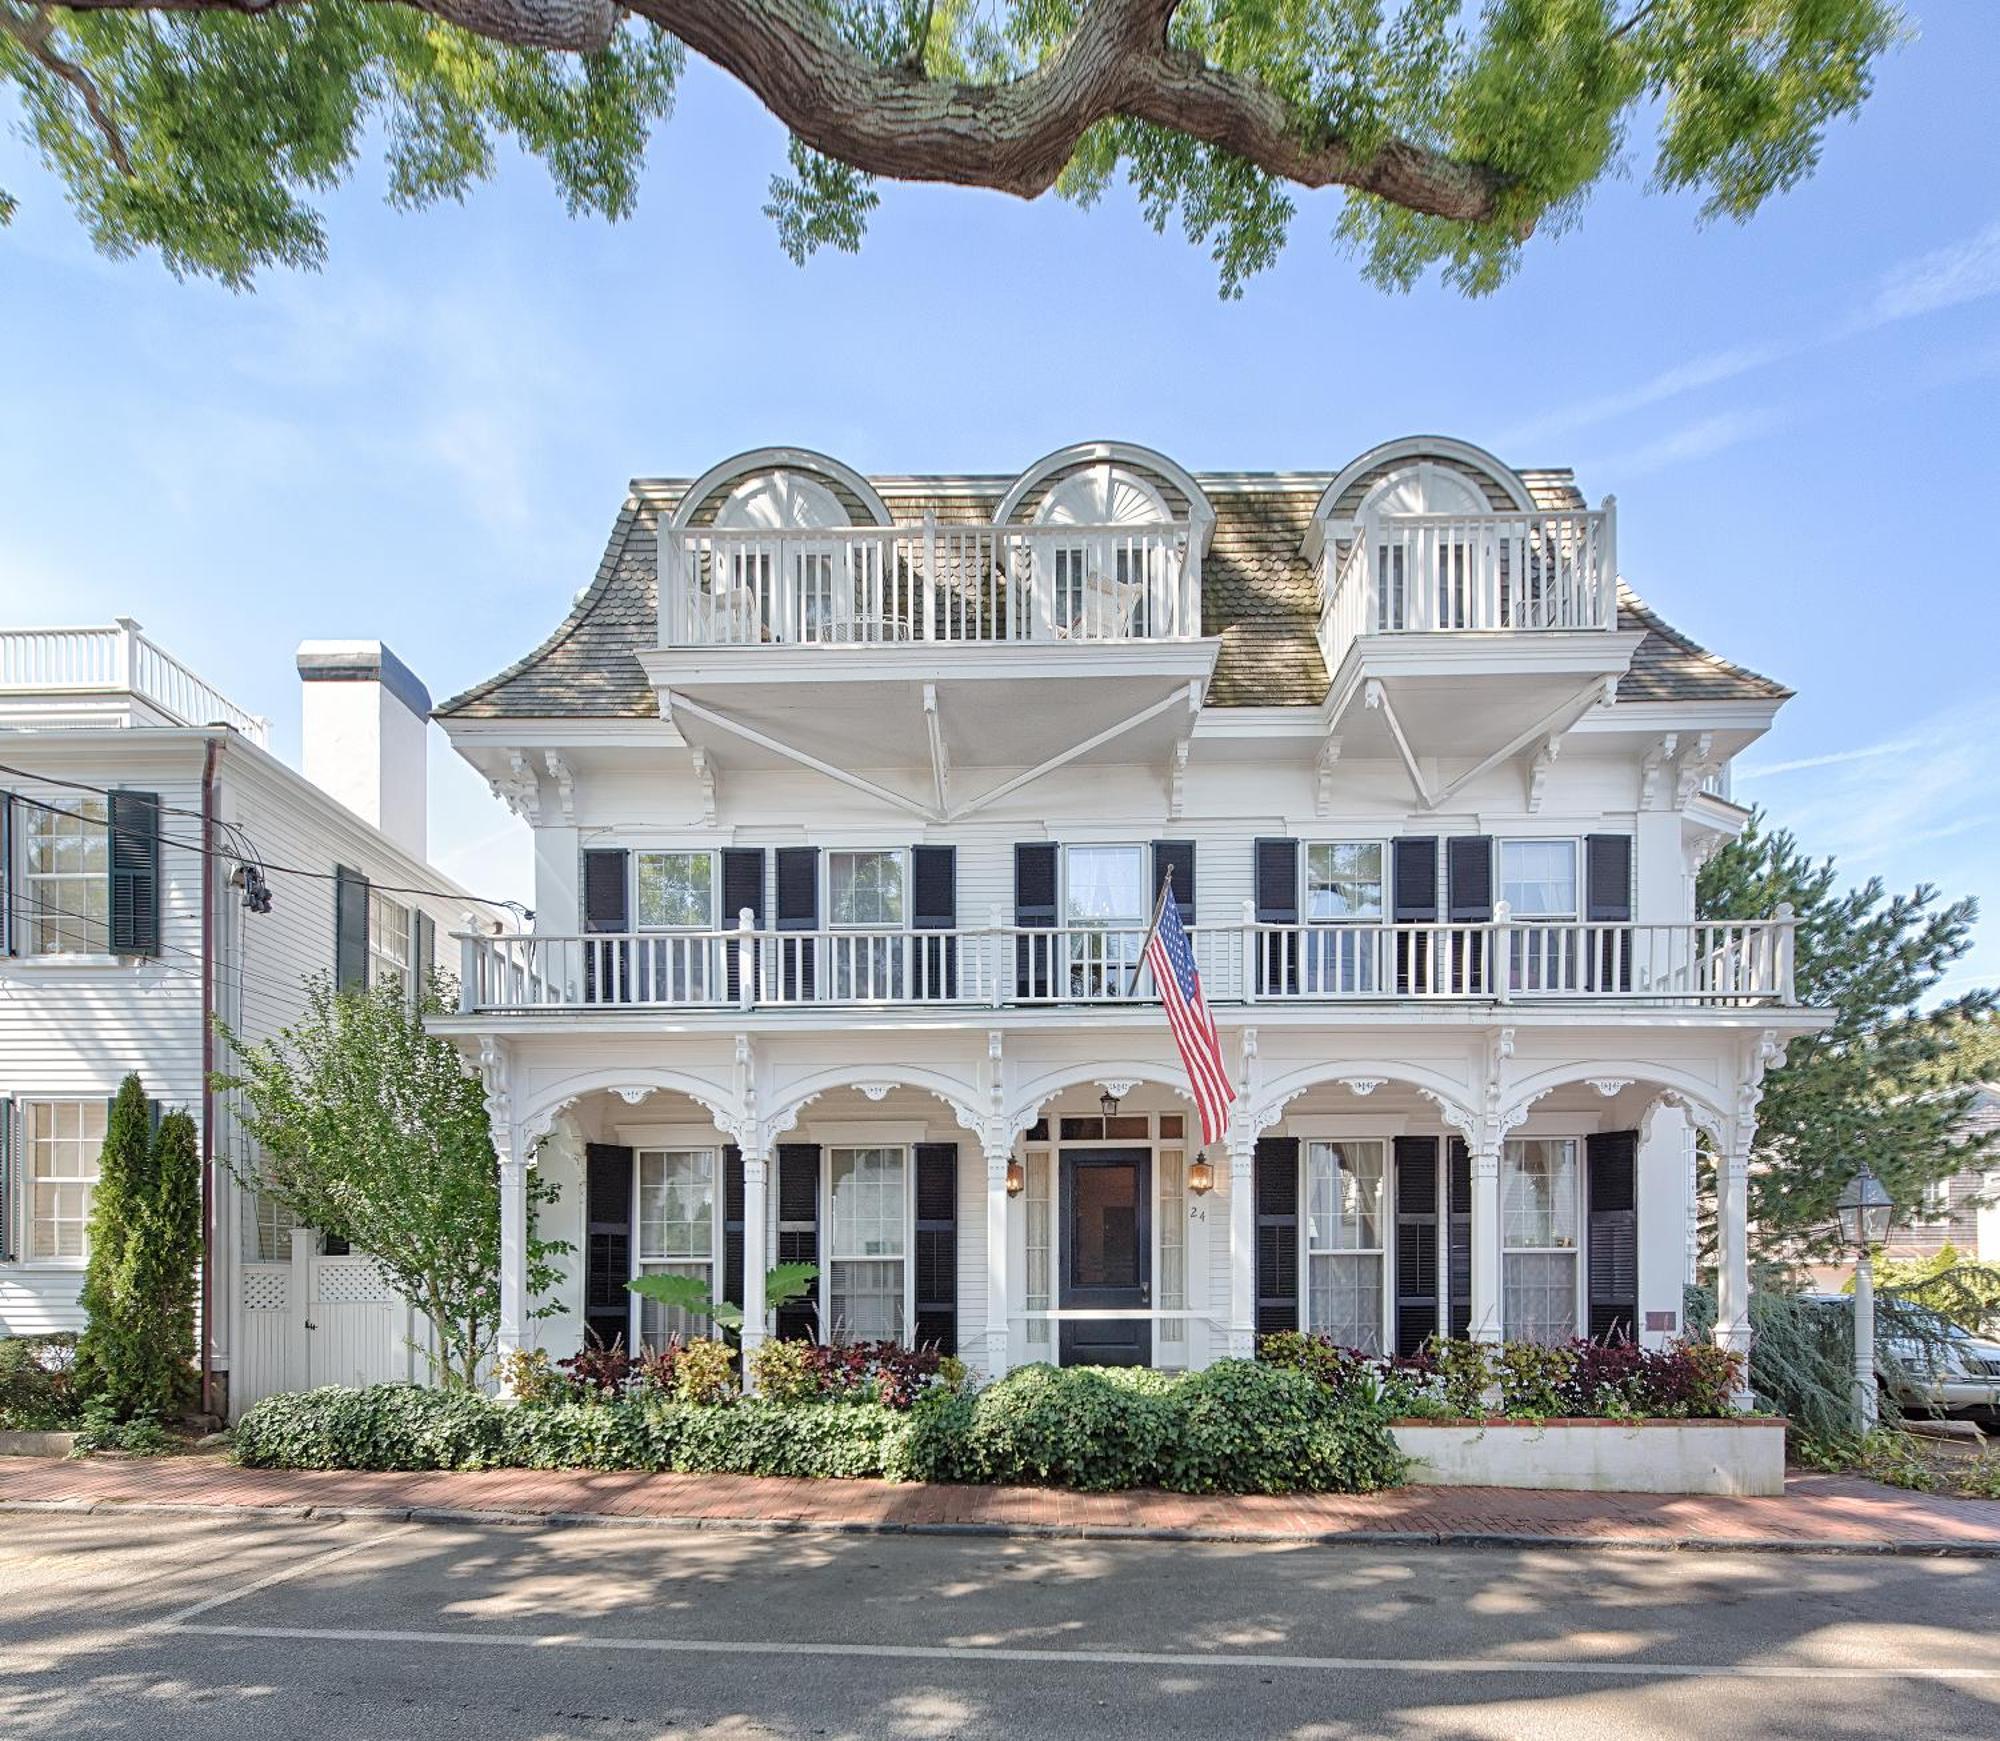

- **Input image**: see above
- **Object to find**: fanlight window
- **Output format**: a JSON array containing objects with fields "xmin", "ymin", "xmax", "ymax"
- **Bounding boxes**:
[
  {"xmin": 1032, "ymin": 464, "xmax": 1178, "ymax": 639},
  {"xmin": 1357, "ymin": 463, "xmax": 1490, "ymax": 633},
  {"xmin": 710, "ymin": 470, "xmax": 855, "ymax": 643}
]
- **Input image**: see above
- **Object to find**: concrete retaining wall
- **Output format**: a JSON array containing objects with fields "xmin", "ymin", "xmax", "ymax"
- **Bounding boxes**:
[{"xmin": 1392, "ymin": 1417, "xmax": 1786, "ymax": 1497}]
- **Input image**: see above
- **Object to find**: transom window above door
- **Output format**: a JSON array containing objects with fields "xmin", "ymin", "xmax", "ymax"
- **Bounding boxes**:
[
  {"xmin": 1306, "ymin": 842, "xmax": 1384, "ymax": 922},
  {"xmin": 1500, "ymin": 840, "xmax": 1578, "ymax": 918},
  {"xmin": 829, "ymin": 851, "xmax": 904, "ymax": 927},
  {"xmin": 636, "ymin": 851, "xmax": 716, "ymax": 929}
]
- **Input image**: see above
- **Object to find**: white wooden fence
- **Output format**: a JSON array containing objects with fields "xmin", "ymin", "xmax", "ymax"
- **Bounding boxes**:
[{"xmin": 231, "ymin": 1229, "xmax": 424, "ymax": 1418}]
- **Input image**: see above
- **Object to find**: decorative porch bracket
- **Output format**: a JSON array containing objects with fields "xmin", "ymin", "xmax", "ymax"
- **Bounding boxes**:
[{"xmin": 1421, "ymin": 675, "xmax": 1613, "ymax": 813}]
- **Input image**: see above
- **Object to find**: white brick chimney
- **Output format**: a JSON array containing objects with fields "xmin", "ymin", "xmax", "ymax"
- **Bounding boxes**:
[{"xmin": 295, "ymin": 640, "xmax": 431, "ymax": 859}]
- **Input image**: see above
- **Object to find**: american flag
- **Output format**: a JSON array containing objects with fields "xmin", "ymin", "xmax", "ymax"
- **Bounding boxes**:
[{"xmin": 1145, "ymin": 881, "xmax": 1235, "ymax": 1146}]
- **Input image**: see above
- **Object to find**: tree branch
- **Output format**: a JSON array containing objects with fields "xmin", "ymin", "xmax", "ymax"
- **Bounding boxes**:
[
  {"xmin": 44, "ymin": 0, "xmax": 1513, "ymax": 225},
  {"xmin": 3, "ymin": 1, "xmax": 133, "ymax": 173}
]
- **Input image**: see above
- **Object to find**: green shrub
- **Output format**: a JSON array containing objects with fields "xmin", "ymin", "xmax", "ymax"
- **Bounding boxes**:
[
  {"xmin": 673, "ymin": 1337, "xmax": 738, "ymax": 1406},
  {"xmin": 1493, "ymin": 1341, "xmax": 1577, "ymax": 1417},
  {"xmin": 234, "ymin": 1385, "xmax": 508, "ymax": 1471},
  {"xmin": 0, "ymin": 1336, "xmax": 82, "ymax": 1430},
  {"xmin": 747, "ymin": 1338, "xmax": 819, "ymax": 1405}
]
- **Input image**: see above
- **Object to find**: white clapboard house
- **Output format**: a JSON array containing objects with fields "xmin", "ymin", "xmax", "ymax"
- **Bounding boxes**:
[
  {"xmin": 0, "ymin": 623, "xmax": 484, "ymax": 1416},
  {"xmin": 434, "ymin": 436, "xmax": 1828, "ymax": 1402}
]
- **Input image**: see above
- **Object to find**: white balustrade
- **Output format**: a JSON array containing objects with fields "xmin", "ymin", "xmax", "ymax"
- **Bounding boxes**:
[
  {"xmin": 0, "ymin": 621, "xmax": 269, "ymax": 743},
  {"xmin": 453, "ymin": 913, "xmax": 1793, "ymax": 1015},
  {"xmin": 1317, "ymin": 505, "xmax": 1615, "ymax": 669},
  {"xmin": 662, "ymin": 520, "xmax": 1198, "ymax": 646}
]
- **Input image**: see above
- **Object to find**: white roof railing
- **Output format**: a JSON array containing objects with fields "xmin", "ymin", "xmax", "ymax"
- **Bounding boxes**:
[{"xmin": 0, "ymin": 619, "xmax": 270, "ymax": 745}]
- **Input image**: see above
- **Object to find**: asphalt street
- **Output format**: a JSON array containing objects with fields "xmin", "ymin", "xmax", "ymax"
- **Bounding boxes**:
[{"xmin": 3, "ymin": 1508, "xmax": 1998, "ymax": 1739}]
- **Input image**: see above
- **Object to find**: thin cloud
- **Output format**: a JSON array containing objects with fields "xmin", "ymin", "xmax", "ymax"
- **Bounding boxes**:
[
  {"xmin": 1865, "ymin": 219, "xmax": 2000, "ymax": 325},
  {"xmin": 1500, "ymin": 345, "xmax": 1787, "ymax": 450},
  {"xmin": 1582, "ymin": 407, "xmax": 1784, "ymax": 479},
  {"xmin": 1739, "ymin": 737, "xmax": 1923, "ymax": 779}
]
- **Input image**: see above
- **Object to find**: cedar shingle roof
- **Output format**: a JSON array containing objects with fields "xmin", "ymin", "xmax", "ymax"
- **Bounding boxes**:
[{"xmin": 437, "ymin": 466, "xmax": 1789, "ymax": 719}]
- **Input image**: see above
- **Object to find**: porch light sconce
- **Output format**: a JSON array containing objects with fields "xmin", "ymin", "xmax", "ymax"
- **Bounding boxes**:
[
  {"xmin": 1005, "ymin": 1159, "xmax": 1026, "ymax": 1198},
  {"xmin": 1099, "ymin": 1088, "xmax": 1121, "ymax": 1120},
  {"xmin": 1187, "ymin": 1151, "xmax": 1215, "ymax": 1196}
]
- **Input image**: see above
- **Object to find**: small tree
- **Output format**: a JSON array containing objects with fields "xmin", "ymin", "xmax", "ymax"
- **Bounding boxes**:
[
  {"xmin": 1698, "ymin": 813, "xmax": 1996, "ymax": 1258},
  {"xmin": 217, "ymin": 973, "xmax": 568, "ymax": 1387},
  {"xmin": 75, "ymin": 1075, "xmax": 201, "ymax": 1421}
]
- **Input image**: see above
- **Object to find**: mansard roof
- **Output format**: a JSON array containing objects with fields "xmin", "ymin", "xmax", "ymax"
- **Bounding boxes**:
[{"xmin": 436, "ymin": 460, "xmax": 1791, "ymax": 720}]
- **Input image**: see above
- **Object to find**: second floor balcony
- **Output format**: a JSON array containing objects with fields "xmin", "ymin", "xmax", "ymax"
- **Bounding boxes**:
[
  {"xmin": 455, "ymin": 910, "xmax": 1795, "ymax": 1019},
  {"xmin": 0, "ymin": 620, "xmax": 270, "ymax": 742},
  {"xmin": 661, "ymin": 517, "xmax": 1202, "ymax": 648}
]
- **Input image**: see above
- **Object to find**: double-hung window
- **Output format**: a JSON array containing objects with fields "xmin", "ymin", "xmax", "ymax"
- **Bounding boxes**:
[
  {"xmin": 24, "ymin": 1099, "xmax": 107, "ymax": 1260},
  {"xmin": 22, "ymin": 798, "xmax": 108, "ymax": 956},
  {"xmin": 1306, "ymin": 1140, "xmax": 1387, "ymax": 1351},
  {"xmin": 635, "ymin": 1147, "xmax": 717, "ymax": 1347},
  {"xmin": 636, "ymin": 851, "xmax": 717, "ymax": 1001},
  {"xmin": 1305, "ymin": 841, "xmax": 1383, "ymax": 994},
  {"xmin": 828, "ymin": 850, "xmax": 905, "ymax": 999},
  {"xmin": 827, "ymin": 1146, "xmax": 906, "ymax": 1343},
  {"xmin": 1500, "ymin": 839, "xmax": 1578, "ymax": 991},
  {"xmin": 1064, "ymin": 844, "xmax": 1146, "ymax": 997},
  {"xmin": 367, "ymin": 888, "xmax": 413, "ymax": 993},
  {"xmin": 1502, "ymin": 1138, "xmax": 1578, "ymax": 1344}
]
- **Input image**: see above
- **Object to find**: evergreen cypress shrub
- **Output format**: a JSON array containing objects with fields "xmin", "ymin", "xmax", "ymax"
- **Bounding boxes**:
[{"xmin": 75, "ymin": 1077, "xmax": 200, "ymax": 1422}]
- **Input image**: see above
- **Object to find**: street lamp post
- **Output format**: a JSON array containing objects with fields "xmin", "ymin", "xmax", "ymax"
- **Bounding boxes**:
[{"xmin": 1834, "ymin": 1166, "xmax": 1895, "ymax": 1434}]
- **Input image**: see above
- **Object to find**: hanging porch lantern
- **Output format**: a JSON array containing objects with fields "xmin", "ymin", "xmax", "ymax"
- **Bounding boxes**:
[{"xmin": 1186, "ymin": 1150, "xmax": 1215, "ymax": 1195}]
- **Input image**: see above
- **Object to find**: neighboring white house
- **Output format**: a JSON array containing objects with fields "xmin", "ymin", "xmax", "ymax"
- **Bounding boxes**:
[
  {"xmin": 433, "ymin": 436, "xmax": 1831, "ymax": 1404},
  {"xmin": 0, "ymin": 621, "xmax": 491, "ymax": 1417}
]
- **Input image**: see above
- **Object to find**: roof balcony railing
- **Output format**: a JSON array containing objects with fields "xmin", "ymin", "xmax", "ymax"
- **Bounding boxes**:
[
  {"xmin": 661, "ymin": 516, "xmax": 1200, "ymax": 647},
  {"xmin": 0, "ymin": 619, "xmax": 270, "ymax": 745},
  {"xmin": 1318, "ymin": 504, "xmax": 1616, "ymax": 671},
  {"xmin": 456, "ymin": 906, "xmax": 1795, "ymax": 1016}
]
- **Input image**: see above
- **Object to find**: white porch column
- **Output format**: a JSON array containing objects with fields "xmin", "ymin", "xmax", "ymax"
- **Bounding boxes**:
[
  {"xmin": 1715, "ymin": 1120, "xmax": 1755, "ymax": 1410},
  {"xmin": 1468, "ymin": 1130, "xmax": 1503, "ymax": 1344},
  {"xmin": 740, "ymin": 1145, "xmax": 770, "ymax": 1385},
  {"xmin": 497, "ymin": 1152, "xmax": 528, "ymax": 1368},
  {"xmin": 985, "ymin": 1140, "xmax": 1012, "ymax": 1379},
  {"xmin": 1226, "ymin": 1123, "xmax": 1257, "ymax": 1358}
]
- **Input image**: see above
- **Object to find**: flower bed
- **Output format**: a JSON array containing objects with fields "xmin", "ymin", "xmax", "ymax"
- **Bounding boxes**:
[{"xmin": 232, "ymin": 1352, "xmax": 1409, "ymax": 1494}]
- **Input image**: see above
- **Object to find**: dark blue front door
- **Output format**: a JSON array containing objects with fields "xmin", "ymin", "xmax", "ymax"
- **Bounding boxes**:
[{"xmin": 1059, "ymin": 1149, "xmax": 1151, "ymax": 1367}]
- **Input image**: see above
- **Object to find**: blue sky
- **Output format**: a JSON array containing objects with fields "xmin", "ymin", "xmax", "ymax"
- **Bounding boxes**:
[{"xmin": 2, "ymin": 1, "xmax": 1996, "ymax": 998}]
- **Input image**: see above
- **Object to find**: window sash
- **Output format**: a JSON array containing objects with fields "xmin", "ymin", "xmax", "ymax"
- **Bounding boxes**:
[
  {"xmin": 1309, "ymin": 1253, "xmax": 1386, "ymax": 1354},
  {"xmin": 828, "ymin": 1259, "xmax": 905, "ymax": 1344},
  {"xmin": 637, "ymin": 1148, "xmax": 717, "ymax": 1262},
  {"xmin": 1306, "ymin": 1140, "xmax": 1386, "ymax": 1253},
  {"xmin": 1158, "ymin": 1146, "xmax": 1186, "ymax": 1349},
  {"xmin": 1064, "ymin": 845, "xmax": 1147, "ymax": 926},
  {"xmin": 1499, "ymin": 839, "xmax": 1578, "ymax": 919},
  {"xmin": 22, "ymin": 799, "xmax": 108, "ymax": 955},
  {"xmin": 1503, "ymin": 1251, "xmax": 1577, "ymax": 1346},
  {"xmin": 636, "ymin": 851, "xmax": 717, "ymax": 931},
  {"xmin": 1306, "ymin": 842, "xmax": 1384, "ymax": 923},
  {"xmin": 368, "ymin": 891, "xmax": 412, "ymax": 983},
  {"xmin": 1502, "ymin": 1138, "xmax": 1578, "ymax": 1250},
  {"xmin": 1024, "ymin": 1147, "xmax": 1053, "ymax": 1348},
  {"xmin": 25, "ymin": 1099, "xmax": 107, "ymax": 1260},
  {"xmin": 829, "ymin": 852, "xmax": 905, "ymax": 929},
  {"xmin": 828, "ymin": 1147, "xmax": 906, "ymax": 1259}
]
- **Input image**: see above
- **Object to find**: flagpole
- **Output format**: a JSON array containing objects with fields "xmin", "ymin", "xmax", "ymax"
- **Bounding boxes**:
[{"xmin": 1124, "ymin": 864, "xmax": 1174, "ymax": 999}]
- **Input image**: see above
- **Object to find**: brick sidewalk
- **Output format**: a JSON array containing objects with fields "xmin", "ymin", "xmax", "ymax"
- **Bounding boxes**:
[{"xmin": 5, "ymin": 1453, "xmax": 1997, "ymax": 1552}]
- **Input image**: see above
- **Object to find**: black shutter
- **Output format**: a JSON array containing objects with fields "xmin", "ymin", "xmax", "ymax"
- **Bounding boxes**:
[
  {"xmin": 774, "ymin": 1143, "xmax": 820, "ymax": 1340},
  {"xmin": 913, "ymin": 1142, "xmax": 958, "ymax": 1353},
  {"xmin": 912, "ymin": 845, "xmax": 958, "ymax": 1001},
  {"xmin": 722, "ymin": 1144, "xmax": 746, "ymax": 1312},
  {"xmin": 0, "ymin": 793, "xmax": 14, "ymax": 956},
  {"xmin": 1447, "ymin": 1138, "xmax": 1472, "ymax": 1340},
  {"xmin": 1587, "ymin": 1130, "xmax": 1639, "ymax": 1344},
  {"xmin": 0, "ymin": 1099, "xmax": 12, "ymax": 1262},
  {"xmin": 1394, "ymin": 1136, "xmax": 1441, "ymax": 1356},
  {"xmin": 1253, "ymin": 1136, "xmax": 1300, "ymax": 1335},
  {"xmin": 1254, "ymin": 837, "xmax": 1299, "ymax": 995},
  {"xmin": 415, "ymin": 912, "xmax": 436, "ymax": 990},
  {"xmin": 775, "ymin": 846, "xmax": 819, "ymax": 1002},
  {"xmin": 581, "ymin": 847, "xmax": 629, "ymax": 1005},
  {"xmin": 721, "ymin": 847, "xmax": 765, "ymax": 1002},
  {"xmin": 107, "ymin": 789, "xmax": 161, "ymax": 957},
  {"xmin": 1446, "ymin": 835, "xmax": 1493, "ymax": 993},
  {"xmin": 333, "ymin": 864, "xmax": 369, "ymax": 992},
  {"xmin": 584, "ymin": 1142, "xmax": 634, "ymax": 1351},
  {"xmin": 1151, "ymin": 840, "xmax": 1196, "ymax": 925},
  {"xmin": 1393, "ymin": 836, "xmax": 1438, "ymax": 994},
  {"xmin": 1586, "ymin": 834, "xmax": 1634, "ymax": 991},
  {"xmin": 1014, "ymin": 841, "xmax": 1058, "ymax": 999}
]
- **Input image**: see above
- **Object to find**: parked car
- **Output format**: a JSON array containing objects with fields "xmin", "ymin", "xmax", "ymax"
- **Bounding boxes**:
[{"xmin": 1801, "ymin": 1293, "xmax": 2000, "ymax": 1425}]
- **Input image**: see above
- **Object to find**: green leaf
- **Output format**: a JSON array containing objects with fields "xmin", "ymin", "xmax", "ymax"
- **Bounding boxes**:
[
  {"xmin": 764, "ymin": 1262, "xmax": 819, "ymax": 1310},
  {"xmin": 625, "ymin": 1272, "xmax": 717, "ymax": 1316}
]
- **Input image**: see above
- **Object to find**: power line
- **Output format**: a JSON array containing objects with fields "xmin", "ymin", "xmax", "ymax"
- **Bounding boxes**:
[{"xmin": 0, "ymin": 767, "xmax": 524, "ymax": 917}]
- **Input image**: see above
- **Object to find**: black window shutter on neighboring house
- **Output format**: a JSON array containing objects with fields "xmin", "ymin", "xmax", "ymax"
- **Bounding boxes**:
[
  {"xmin": 721, "ymin": 847, "xmax": 765, "ymax": 1002},
  {"xmin": 0, "ymin": 793, "xmax": 15, "ymax": 957},
  {"xmin": 1587, "ymin": 1130, "xmax": 1639, "ymax": 1344},
  {"xmin": 1447, "ymin": 1138, "xmax": 1472, "ymax": 1340},
  {"xmin": 775, "ymin": 846, "xmax": 819, "ymax": 1002},
  {"xmin": 774, "ymin": 1144, "xmax": 821, "ymax": 1340},
  {"xmin": 1585, "ymin": 835, "xmax": 1634, "ymax": 990},
  {"xmin": 107, "ymin": 789, "xmax": 161, "ymax": 957},
  {"xmin": 1254, "ymin": 837, "xmax": 1299, "ymax": 995},
  {"xmin": 333, "ymin": 863, "xmax": 370, "ymax": 993},
  {"xmin": 1014, "ymin": 841, "xmax": 1058, "ymax": 999},
  {"xmin": 1151, "ymin": 840, "xmax": 1197, "ymax": 924},
  {"xmin": 1394, "ymin": 1136, "xmax": 1441, "ymax": 1356},
  {"xmin": 722, "ymin": 1145, "xmax": 746, "ymax": 1311},
  {"xmin": 913, "ymin": 1142, "xmax": 959, "ymax": 1353},
  {"xmin": 912, "ymin": 845, "xmax": 958, "ymax": 1001},
  {"xmin": 1445, "ymin": 835, "xmax": 1493, "ymax": 992},
  {"xmin": 584, "ymin": 1142, "xmax": 634, "ymax": 1352},
  {"xmin": 1392, "ymin": 836, "xmax": 1438, "ymax": 993},
  {"xmin": 581, "ymin": 847, "xmax": 629, "ymax": 1004},
  {"xmin": 1254, "ymin": 1136, "xmax": 1300, "ymax": 1336},
  {"xmin": 0, "ymin": 1100, "xmax": 12, "ymax": 1262}
]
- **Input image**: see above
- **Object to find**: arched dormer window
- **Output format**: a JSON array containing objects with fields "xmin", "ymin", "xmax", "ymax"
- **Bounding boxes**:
[
  {"xmin": 712, "ymin": 471, "xmax": 852, "ymax": 642},
  {"xmin": 1354, "ymin": 462, "xmax": 1490, "ymax": 633},
  {"xmin": 1031, "ymin": 464, "xmax": 1180, "ymax": 639}
]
